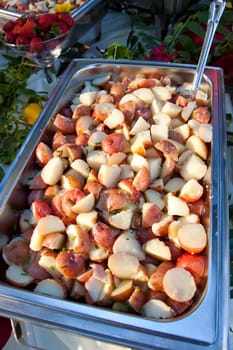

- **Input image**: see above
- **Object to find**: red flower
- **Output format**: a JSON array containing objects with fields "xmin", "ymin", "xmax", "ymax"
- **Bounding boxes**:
[{"xmin": 145, "ymin": 44, "xmax": 178, "ymax": 62}]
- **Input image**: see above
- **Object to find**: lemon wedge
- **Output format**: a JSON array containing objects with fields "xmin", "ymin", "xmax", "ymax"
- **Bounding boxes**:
[{"xmin": 23, "ymin": 103, "xmax": 42, "ymax": 125}]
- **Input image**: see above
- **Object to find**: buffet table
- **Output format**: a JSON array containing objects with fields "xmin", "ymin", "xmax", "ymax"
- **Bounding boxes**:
[{"xmin": 0, "ymin": 5, "xmax": 232, "ymax": 350}]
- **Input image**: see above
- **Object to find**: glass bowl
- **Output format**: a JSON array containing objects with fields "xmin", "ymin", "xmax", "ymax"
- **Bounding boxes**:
[{"xmin": 0, "ymin": 28, "xmax": 73, "ymax": 67}]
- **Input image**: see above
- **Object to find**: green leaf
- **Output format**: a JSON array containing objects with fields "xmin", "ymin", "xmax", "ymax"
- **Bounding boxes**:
[{"xmin": 186, "ymin": 20, "xmax": 206, "ymax": 38}]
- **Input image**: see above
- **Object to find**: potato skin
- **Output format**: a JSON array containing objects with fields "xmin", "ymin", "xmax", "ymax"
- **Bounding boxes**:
[{"xmin": 56, "ymin": 251, "xmax": 86, "ymax": 279}]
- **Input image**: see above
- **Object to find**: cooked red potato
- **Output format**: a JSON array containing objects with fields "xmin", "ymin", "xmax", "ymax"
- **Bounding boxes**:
[
  {"xmin": 91, "ymin": 222, "xmax": 115, "ymax": 251},
  {"xmin": 38, "ymin": 250, "xmax": 62, "ymax": 279},
  {"xmin": 100, "ymin": 188, "xmax": 132, "ymax": 211},
  {"xmin": 104, "ymin": 108, "xmax": 125, "ymax": 129},
  {"xmin": 6, "ymin": 264, "xmax": 34, "ymax": 287},
  {"xmin": 193, "ymin": 106, "xmax": 210, "ymax": 123},
  {"xmin": 1, "ymin": 72, "xmax": 212, "ymax": 320},
  {"xmin": 88, "ymin": 240, "xmax": 110, "ymax": 262},
  {"xmin": 111, "ymin": 279, "xmax": 134, "ymax": 302},
  {"xmin": 71, "ymin": 192, "xmax": 95, "ymax": 213},
  {"xmin": 163, "ymin": 267, "xmax": 196, "ymax": 302},
  {"xmin": 79, "ymin": 91, "xmax": 98, "ymax": 106},
  {"xmin": 168, "ymin": 220, "xmax": 183, "ymax": 248},
  {"xmin": 181, "ymin": 101, "xmax": 196, "ymax": 122},
  {"xmin": 53, "ymin": 113, "xmax": 76, "ymax": 134},
  {"xmin": 151, "ymin": 214, "xmax": 173, "ymax": 237},
  {"xmin": 56, "ymin": 251, "xmax": 86, "ymax": 279},
  {"xmin": 133, "ymin": 167, "xmax": 151, "ymax": 192},
  {"xmin": 113, "ymin": 231, "xmax": 145, "ymax": 260},
  {"xmin": 25, "ymin": 252, "xmax": 51, "ymax": 280},
  {"xmin": 76, "ymin": 210, "xmax": 98, "ymax": 231},
  {"xmin": 155, "ymin": 140, "xmax": 179, "ymax": 161},
  {"xmin": 148, "ymin": 261, "xmax": 175, "ymax": 292},
  {"xmin": 133, "ymin": 88, "xmax": 154, "ymax": 104},
  {"xmin": 177, "ymin": 223, "xmax": 207, "ymax": 253},
  {"xmin": 70, "ymin": 280, "xmax": 86, "ymax": 300},
  {"xmin": 72, "ymin": 104, "xmax": 91, "ymax": 120},
  {"xmin": 66, "ymin": 224, "xmax": 90, "ymax": 255},
  {"xmin": 152, "ymin": 85, "xmax": 172, "ymax": 101},
  {"xmin": 35, "ymin": 142, "xmax": 53, "ymax": 167},
  {"xmin": 142, "ymin": 203, "xmax": 163, "ymax": 228},
  {"xmin": 41, "ymin": 157, "xmax": 65, "ymax": 185},
  {"xmin": 176, "ymin": 253, "xmax": 206, "ymax": 285},
  {"xmin": 132, "ymin": 264, "xmax": 149, "ymax": 282},
  {"xmin": 75, "ymin": 116, "xmax": 95, "ymax": 135},
  {"xmin": 33, "ymin": 215, "xmax": 66, "ymax": 237},
  {"xmin": 164, "ymin": 177, "xmax": 185, "ymax": 193},
  {"xmin": 179, "ymin": 179, "xmax": 204, "ymax": 203},
  {"xmin": 185, "ymin": 135, "xmax": 208, "ymax": 160},
  {"xmin": 31, "ymin": 200, "xmax": 53, "ymax": 220},
  {"xmin": 98, "ymin": 164, "xmax": 121, "ymax": 188},
  {"xmin": 42, "ymin": 233, "xmax": 65, "ymax": 250},
  {"xmin": 70, "ymin": 159, "xmax": 90, "ymax": 179},
  {"xmin": 2, "ymin": 237, "xmax": 30, "ymax": 265},
  {"xmin": 180, "ymin": 154, "xmax": 207, "ymax": 181},
  {"xmin": 108, "ymin": 252, "xmax": 140, "ymax": 279},
  {"xmin": 166, "ymin": 193, "xmax": 190, "ymax": 217},
  {"xmin": 160, "ymin": 157, "xmax": 176, "ymax": 179},
  {"xmin": 108, "ymin": 208, "xmax": 134, "ymax": 230},
  {"xmin": 143, "ymin": 238, "xmax": 171, "ymax": 261},
  {"xmin": 161, "ymin": 102, "xmax": 182, "ymax": 118},
  {"xmin": 142, "ymin": 299, "xmax": 175, "ymax": 319},
  {"xmin": 34, "ymin": 278, "xmax": 67, "ymax": 299},
  {"xmin": 130, "ymin": 117, "xmax": 150, "ymax": 135},
  {"xmin": 128, "ymin": 286, "xmax": 147, "ymax": 313},
  {"xmin": 61, "ymin": 174, "xmax": 83, "ymax": 190}
]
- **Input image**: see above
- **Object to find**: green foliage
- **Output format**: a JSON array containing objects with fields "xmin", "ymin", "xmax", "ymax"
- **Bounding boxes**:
[
  {"xmin": 162, "ymin": 5, "xmax": 233, "ymax": 64},
  {"xmin": 103, "ymin": 14, "xmax": 160, "ymax": 60},
  {"xmin": 0, "ymin": 56, "xmax": 47, "ymax": 167}
]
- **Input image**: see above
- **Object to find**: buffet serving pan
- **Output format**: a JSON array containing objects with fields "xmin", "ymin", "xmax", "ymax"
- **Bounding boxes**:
[{"xmin": 0, "ymin": 59, "xmax": 229, "ymax": 350}]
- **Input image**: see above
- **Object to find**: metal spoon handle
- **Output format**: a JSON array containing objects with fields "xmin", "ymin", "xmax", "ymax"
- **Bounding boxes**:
[{"xmin": 192, "ymin": 0, "xmax": 226, "ymax": 91}]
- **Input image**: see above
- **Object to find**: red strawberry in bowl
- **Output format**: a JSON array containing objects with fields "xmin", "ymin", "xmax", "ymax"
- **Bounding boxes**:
[
  {"xmin": 21, "ymin": 18, "xmax": 37, "ymax": 38},
  {"xmin": 2, "ymin": 20, "xmax": 15, "ymax": 33},
  {"xmin": 56, "ymin": 21, "xmax": 69, "ymax": 35},
  {"xmin": 16, "ymin": 35, "xmax": 30, "ymax": 45},
  {"xmin": 38, "ymin": 13, "xmax": 57, "ymax": 31},
  {"xmin": 29, "ymin": 37, "xmax": 43, "ymax": 53},
  {"xmin": 12, "ymin": 23, "xmax": 22, "ymax": 36},
  {"xmin": 57, "ymin": 13, "xmax": 74, "ymax": 29},
  {"xmin": 1, "ymin": 13, "xmax": 74, "ymax": 67}
]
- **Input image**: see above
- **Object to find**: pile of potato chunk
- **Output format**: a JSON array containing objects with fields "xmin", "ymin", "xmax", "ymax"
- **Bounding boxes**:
[{"xmin": 2, "ymin": 71, "xmax": 211, "ymax": 319}]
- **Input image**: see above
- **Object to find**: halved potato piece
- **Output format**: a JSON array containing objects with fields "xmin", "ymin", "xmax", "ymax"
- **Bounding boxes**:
[
  {"xmin": 34, "ymin": 278, "xmax": 67, "ymax": 299},
  {"xmin": 163, "ymin": 267, "xmax": 196, "ymax": 302},
  {"xmin": 143, "ymin": 299, "xmax": 175, "ymax": 319}
]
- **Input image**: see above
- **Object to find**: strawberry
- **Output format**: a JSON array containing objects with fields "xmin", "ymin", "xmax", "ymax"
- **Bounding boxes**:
[
  {"xmin": 12, "ymin": 23, "xmax": 22, "ymax": 36},
  {"xmin": 6, "ymin": 31, "xmax": 16, "ymax": 44},
  {"xmin": 16, "ymin": 35, "xmax": 30, "ymax": 45},
  {"xmin": 38, "ymin": 13, "xmax": 57, "ymax": 31},
  {"xmin": 21, "ymin": 18, "xmax": 37, "ymax": 38},
  {"xmin": 15, "ymin": 18, "xmax": 25, "ymax": 26},
  {"xmin": 2, "ymin": 20, "xmax": 14, "ymax": 33},
  {"xmin": 57, "ymin": 13, "xmax": 74, "ymax": 29},
  {"xmin": 55, "ymin": 21, "xmax": 68, "ymax": 34},
  {"xmin": 29, "ymin": 37, "xmax": 43, "ymax": 53}
]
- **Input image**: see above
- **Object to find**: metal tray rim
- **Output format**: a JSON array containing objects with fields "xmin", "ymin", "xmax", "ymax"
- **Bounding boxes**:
[{"xmin": 0, "ymin": 59, "xmax": 229, "ymax": 350}]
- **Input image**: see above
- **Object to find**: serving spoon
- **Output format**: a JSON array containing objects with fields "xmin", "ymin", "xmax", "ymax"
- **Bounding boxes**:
[{"xmin": 192, "ymin": 0, "xmax": 226, "ymax": 92}]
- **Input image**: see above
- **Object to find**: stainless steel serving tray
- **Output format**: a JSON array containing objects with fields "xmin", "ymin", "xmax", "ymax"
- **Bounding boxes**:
[{"xmin": 0, "ymin": 59, "xmax": 229, "ymax": 350}]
